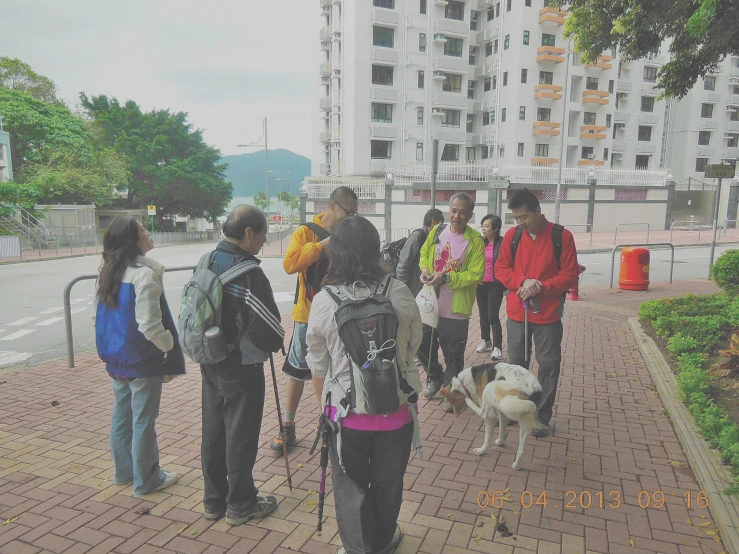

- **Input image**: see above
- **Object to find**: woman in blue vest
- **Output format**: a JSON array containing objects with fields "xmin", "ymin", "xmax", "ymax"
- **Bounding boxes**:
[{"xmin": 95, "ymin": 216, "xmax": 185, "ymax": 496}]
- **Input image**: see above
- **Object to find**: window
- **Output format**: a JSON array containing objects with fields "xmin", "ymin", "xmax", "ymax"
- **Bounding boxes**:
[
  {"xmin": 418, "ymin": 70, "xmax": 425, "ymax": 88},
  {"xmin": 373, "ymin": 26, "xmax": 394, "ymax": 48},
  {"xmin": 371, "ymin": 140, "xmax": 392, "ymax": 159},
  {"xmin": 539, "ymin": 71, "xmax": 553, "ymax": 85},
  {"xmin": 483, "ymin": 112, "xmax": 490, "ymax": 126},
  {"xmin": 638, "ymin": 126, "xmax": 652, "ymax": 141},
  {"xmin": 704, "ymin": 76, "xmax": 716, "ymax": 91},
  {"xmin": 416, "ymin": 142, "xmax": 423, "ymax": 161},
  {"xmin": 496, "ymin": 2, "xmax": 500, "ymax": 17},
  {"xmin": 701, "ymin": 103, "xmax": 714, "ymax": 118},
  {"xmin": 444, "ymin": 37, "xmax": 464, "ymax": 57},
  {"xmin": 372, "ymin": 65, "xmax": 393, "ymax": 85},
  {"xmin": 608, "ymin": 80, "xmax": 614, "ymax": 94},
  {"xmin": 535, "ymin": 144, "xmax": 549, "ymax": 157},
  {"xmin": 731, "ymin": 108, "xmax": 739, "ymax": 121},
  {"xmin": 537, "ymin": 107, "xmax": 551, "ymax": 121},
  {"xmin": 466, "ymin": 147, "xmax": 476, "ymax": 161},
  {"xmin": 469, "ymin": 46, "xmax": 477, "ymax": 65},
  {"xmin": 494, "ymin": 39, "xmax": 499, "ymax": 54},
  {"xmin": 485, "ymin": 42, "xmax": 493, "ymax": 57},
  {"xmin": 581, "ymin": 146, "xmax": 594, "ymax": 159},
  {"xmin": 442, "ymin": 73, "xmax": 462, "ymax": 93},
  {"xmin": 525, "ymin": 0, "xmax": 531, "ymax": 6},
  {"xmin": 441, "ymin": 109, "xmax": 461, "ymax": 127},
  {"xmin": 371, "ymin": 103, "xmax": 392, "ymax": 123},
  {"xmin": 441, "ymin": 144, "xmax": 460, "ymax": 161},
  {"xmin": 523, "ymin": 30, "xmax": 530, "ymax": 45},
  {"xmin": 420, "ymin": 0, "xmax": 426, "ymax": 14},
  {"xmin": 467, "ymin": 81, "xmax": 475, "ymax": 99},
  {"xmin": 481, "ymin": 146, "xmax": 489, "ymax": 159},
  {"xmin": 445, "ymin": 0, "xmax": 464, "ymax": 20},
  {"xmin": 643, "ymin": 66, "xmax": 658, "ymax": 83},
  {"xmin": 373, "ymin": 0, "xmax": 394, "ymax": 8},
  {"xmin": 635, "ymin": 155, "xmax": 650, "ymax": 170},
  {"xmin": 492, "ymin": 75, "xmax": 497, "ymax": 89},
  {"xmin": 698, "ymin": 131, "xmax": 711, "ymax": 146},
  {"xmin": 583, "ymin": 112, "xmax": 596, "ymax": 125},
  {"xmin": 695, "ymin": 158, "xmax": 708, "ymax": 172},
  {"xmin": 641, "ymin": 96, "xmax": 655, "ymax": 112},
  {"xmin": 490, "ymin": 110, "xmax": 495, "ymax": 124},
  {"xmin": 519, "ymin": 106, "xmax": 526, "ymax": 120},
  {"xmin": 542, "ymin": 34, "xmax": 556, "ymax": 47},
  {"xmin": 517, "ymin": 143, "xmax": 524, "ymax": 157},
  {"xmin": 470, "ymin": 10, "xmax": 478, "ymax": 31},
  {"xmin": 504, "ymin": 35, "xmax": 510, "ymax": 50},
  {"xmin": 487, "ymin": 6, "xmax": 494, "ymax": 21},
  {"xmin": 586, "ymin": 77, "xmax": 599, "ymax": 91},
  {"xmin": 417, "ymin": 107, "xmax": 424, "ymax": 125},
  {"xmin": 521, "ymin": 68, "xmax": 528, "ymax": 83},
  {"xmin": 419, "ymin": 33, "xmax": 426, "ymax": 52},
  {"xmin": 484, "ymin": 77, "xmax": 491, "ymax": 92},
  {"xmin": 466, "ymin": 114, "xmax": 474, "ymax": 132},
  {"xmin": 733, "ymin": 85, "xmax": 739, "ymax": 95},
  {"xmin": 728, "ymin": 134, "xmax": 739, "ymax": 148},
  {"xmin": 503, "ymin": 72, "xmax": 508, "ymax": 86},
  {"xmin": 501, "ymin": 108, "xmax": 507, "ymax": 122},
  {"xmin": 499, "ymin": 144, "xmax": 505, "ymax": 158},
  {"xmin": 506, "ymin": 0, "xmax": 511, "ymax": 11},
  {"xmin": 605, "ymin": 114, "xmax": 612, "ymax": 128},
  {"xmin": 603, "ymin": 148, "xmax": 609, "ymax": 161}
]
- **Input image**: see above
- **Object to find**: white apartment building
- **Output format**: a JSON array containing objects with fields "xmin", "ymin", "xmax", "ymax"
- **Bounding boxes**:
[{"xmin": 312, "ymin": 0, "xmax": 739, "ymax": 188}]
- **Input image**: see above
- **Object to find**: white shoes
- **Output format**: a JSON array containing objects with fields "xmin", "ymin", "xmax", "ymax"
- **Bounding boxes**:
[
  {"xmin": 475, "ymin": 340, "xmax": 492, "ymax": 353},
  {"xmin": 491, "ymin": 347, "xmax": 503, "ymax": 360}
]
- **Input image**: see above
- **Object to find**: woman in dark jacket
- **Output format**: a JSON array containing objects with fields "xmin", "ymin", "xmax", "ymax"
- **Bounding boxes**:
[
  {"xmin": 475, "ymin": 214, "xmax": 505, "ymax": 359},
  {"xmin": 95, "ymin": 216, "xmax": 185, "ymax": 496}
]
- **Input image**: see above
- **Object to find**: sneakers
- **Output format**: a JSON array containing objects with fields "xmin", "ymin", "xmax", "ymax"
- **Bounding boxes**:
[
  {"xmin": 475, "ymin": 340, "xmax": 492, "ymax": 353},
  {"xmin": 270, "ymin": 422, "xmax": 297, "ymax": 452},
  {"xmin": 422, "ymin": 378, "xmax": 443, "ymax": 400},
  {"xmin": 134, "ymin": 471, "xmax": 178, "ymax": 497},
  {"xmin": 442, "ymin": 398, "xmax": 454, "ymax": 413},
  {"xmin": 532, "ymin": 421, "xmax": 550, "ymax": 437},
  {"xmin": 226, "ymin": 495, "xmax": 277, "ymax": 526},
  {"xmin": 204, "ymin": 504, "xmax": 226, "ymax": 520},
  {"xmin": 491, "ymin": 347, "xmax": 503, "ymax": 360}
]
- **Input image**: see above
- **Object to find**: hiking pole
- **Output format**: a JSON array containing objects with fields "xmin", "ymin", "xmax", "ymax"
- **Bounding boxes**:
[
  {"xmin": 269, "ymin": 353, "xmax": 292, "ymax": 492},
  {"xmin": 523, "ymin": 300, "xmax": 529, "ymax": 365},
  {"xmin": 310, "ymin": 392, "xmax": 336, "ymax": 533}
]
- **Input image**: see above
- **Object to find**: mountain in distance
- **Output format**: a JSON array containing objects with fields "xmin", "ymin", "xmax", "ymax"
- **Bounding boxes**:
[{"xmin": 220, "ymin": 149, "xmax": 311, "ymax": 199}]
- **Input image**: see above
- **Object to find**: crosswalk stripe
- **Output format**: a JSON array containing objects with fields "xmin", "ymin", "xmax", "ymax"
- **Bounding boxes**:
[
  {"xmin": 70, "ymin": 299, "xmax": 86, "ymax": 305},
  {"xmin": 7, "ymin": 317, "xmax": 39, "ymax": 326},
  {"xmin": 0, "ymin": 351, "xmax": 33, "ymax": 367},
  {"xmin": 37, "ymin": 317, "xmax": 64, "ymax": 327},
  {"xmin": 40, "ymin": 307, "xmax": 63, "ymax": 314},
  {"xmin": 70, "ymin": 307, "xmax": 87, "ymax": 314},
  {"xmin": 0, "ymin": 330, "xmax": 35, "ymax": 341}
]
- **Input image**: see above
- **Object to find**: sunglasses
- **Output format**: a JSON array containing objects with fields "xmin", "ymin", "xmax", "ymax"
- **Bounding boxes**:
[{"xmin": 334, "ymin": 200, "xmax": 358, "ymax": 217}]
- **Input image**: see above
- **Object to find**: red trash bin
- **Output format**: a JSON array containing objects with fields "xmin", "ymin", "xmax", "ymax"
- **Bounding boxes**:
[{"xmin": 619, "ymin": 247, "xmax": 650, "ymax": 291}]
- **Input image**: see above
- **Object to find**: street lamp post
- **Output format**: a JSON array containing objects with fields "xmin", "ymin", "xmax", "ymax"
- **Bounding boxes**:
[
  {"xmin": 554, "ymin": 42, "xmax": 574, "ymax": 225},
  {"xmin": 238, "ymin": 117, "xmax": 270, "ymax": 214}
]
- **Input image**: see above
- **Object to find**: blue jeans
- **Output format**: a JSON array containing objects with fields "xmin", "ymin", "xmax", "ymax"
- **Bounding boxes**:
[{"xmin": 110, "ymin": 377, "xmax": 166, "ymax": 496}]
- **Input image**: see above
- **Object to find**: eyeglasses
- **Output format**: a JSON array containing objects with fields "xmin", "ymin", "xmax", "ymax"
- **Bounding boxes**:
[{"xmin": 334, "ymin": 200, "xmax": 358, "ymax": 217}]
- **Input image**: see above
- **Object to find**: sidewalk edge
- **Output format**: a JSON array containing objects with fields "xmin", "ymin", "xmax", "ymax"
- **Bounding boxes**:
[{"xmin": 628, "ymin": 317, "xmax": 739, "ymax": 553}]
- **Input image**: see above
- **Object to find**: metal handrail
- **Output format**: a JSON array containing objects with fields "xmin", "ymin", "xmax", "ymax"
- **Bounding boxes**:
[
  {"xmin": 609, "ymin": 243, "xmax": 675, "ymax": 288},
  {"xmin": 64, "ymin": 266, "xmax": 196, "ymax": 368},
  {"xmin": 669, "ymin": 220, "xmax": 708, "ymax": 243},
  {"xmin": 562, "ymin": 223, "xmax": 594, "ymax": 247},
  {"xmin": 720, "ymin": 219, "xmax": 738, "ymax": 238},
  {"xmin": 614, "ymin": 222, "xmax": 650, "ymax": 245}
]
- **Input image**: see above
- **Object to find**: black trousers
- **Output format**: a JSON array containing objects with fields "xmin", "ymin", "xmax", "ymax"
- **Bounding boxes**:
[
  {"xmin": 506, "ymin": 318, "xmax": 563, "ymax": 425},
  {"xmin": 437, "ymin": 317, "xmax": 470, "ymax": 387},
  {"xmin": 417, "ymin": 324, "xmax": 443, "ymax": 382},
  {"xmin": 200, "ymin": 363, "xmax": 265, "ymax": 512},
  {"xmin": 331, "ymin": 422, "xmax": 413, "ymax": 554},
  {"xmin": 476, "ymin": 283, "xmax": 506, "ymax": 348}
]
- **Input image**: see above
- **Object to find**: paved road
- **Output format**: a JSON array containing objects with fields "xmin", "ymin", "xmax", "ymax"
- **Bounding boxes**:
[{"xmin": 0, "ymin": 241, "xmax": 733, "ymax": 370}]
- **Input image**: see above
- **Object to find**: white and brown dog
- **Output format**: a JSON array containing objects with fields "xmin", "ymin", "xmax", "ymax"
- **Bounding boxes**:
[{"xmin": 438, "ymin": 362, "xmax": 542, "ymax": 470}]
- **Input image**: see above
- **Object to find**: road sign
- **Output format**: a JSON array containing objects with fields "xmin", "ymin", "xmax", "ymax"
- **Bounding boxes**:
[
  {"xmin": 704, "ymin": 164, "xmax": 736, "ymax": 179},
  {"xmin": 273, "ymin": 211, "xmax": 282, "ymax": 223},
  {"xmin": 147, "ymin": 205, "xmax": 157, "ymax": 216}
]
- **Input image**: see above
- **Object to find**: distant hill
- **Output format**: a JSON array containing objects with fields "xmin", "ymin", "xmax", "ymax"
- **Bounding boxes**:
[{"xmin": 220, "ymin": 149, "xmax": 311, "ymax": 198}]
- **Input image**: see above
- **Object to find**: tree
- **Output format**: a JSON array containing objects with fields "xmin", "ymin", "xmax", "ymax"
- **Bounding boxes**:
[
  {"xmin": 80, "ymin": 94, "xmax": 233, "ymax": 220},
  {"xmin": 0, "ymin": 57, "xmax": 58, "ymax": 104},
  {"xmin": 277, "ymin": 191, "xmax": 299, "ymax": 219},
  {"xmin": 0, "ymin": 181, "xmax": 41, "ymax": 217},
  {"xmin": 253, "ymin": 192, "xmax": 268, "ymax": 212},
  {"xmin": 557, "ymin": 0, "xmax": 738, "ymax": 98}
]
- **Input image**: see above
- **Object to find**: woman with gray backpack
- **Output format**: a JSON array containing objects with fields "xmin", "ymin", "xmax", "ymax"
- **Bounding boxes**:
[{"xmin": 306, "ymin": 216, "xmax": 423, "ymax": 554}]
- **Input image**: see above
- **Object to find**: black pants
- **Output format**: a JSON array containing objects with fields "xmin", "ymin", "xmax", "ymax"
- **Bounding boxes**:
[
  {"xmin": 417, "ymin": 324, "xmax": 443, "ymax": 382},
  {"xmin": 331, "ymin": 422, "xmax": 413, "ymax": 554},
  {"xmin": 437, "ymin": 317, "xmax": 470, "ymax": 387},
  {"xmin": 506, "ymin": 319, "xmax": 563, "ymax": 425},
  {"xmin": 476, "ymin": 283, "xmax": 505, "ymax": 348},
  {"xmin": 200, "ymin": 363, "xmax": 265, "ymax": 512}
]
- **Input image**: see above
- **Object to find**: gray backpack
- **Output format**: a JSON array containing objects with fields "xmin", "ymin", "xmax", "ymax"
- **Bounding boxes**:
[{"xmin": 178, "ymin": 252, "xmax": 259, "ymax": 364}]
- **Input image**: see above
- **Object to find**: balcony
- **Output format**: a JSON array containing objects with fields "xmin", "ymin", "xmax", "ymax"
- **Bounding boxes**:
[
  {"xmin": 616, "ymin": 80, "xmax": 632, "ymax": 92},
  {"xmin": 533, "ymin": 121, "xmax": 561, "ymax": 136},
  {"xmin": 370, "ymin": 87, "xmax": 399, "ymax": 102},
  {"xmin": 585, "ymin": 55, "xmax": 613, "ymax": 71},
  {"xmin": 332, "ymin": 18, "xmax": 342, "ymax": 40},
  {"xmin": 727, "ymin": 94, "xmax": 739, "ymax": 106},
  {"xmin": 320, "ymin": 61, "xmax": 332, "ymax": 76},
  {"xmin": 484, "ymin": 28, "xmax": 499, "ymax": 41},
  {"xmin": 612, "ymin": 141, "xmax": 627, "ymax": 153},
  {"xmin": 697, "ymin": 146, "xmax": 715, "ymax": 157},
  {"xmin": 319, "ymin": 96, "xmax": 331, "ymax": 111},
  {"xmin": 371, "ymin": 48, "xmax": 399, "ymax": 65},
  {"xmin": 434, "ymin": 18, "xmax": 469, "ymax": 37},
  {"xmin": 432, "ymin": 129, "xmax": 467, "ymax": 143},
  {"xmin": 614, "ymin": 110, "xmax": 630, "ymax": 123},
  {"xmin": 704, "ymin": 91, "xmax": 721, "ymax": 103},
  {"xmin": 433, "ymin": 55, "xmax": 469, "ymax": 73},
  {"xmin": 636, "ymin": 143, "xmax": 656, "ymax": 154},
  {"xmin": 531, "ymin": 157, "xmax": 558, "ymax": 165},
  {"xmin": 723, "ymin": 147, "xmax": 739, "ymax": 159},
  {"xmin": 537, "ymin": 46, "xmax": 566, "ymax": 64},
  {"xmin": 320, "ymin": 39, "xmax": 331, "ymax": 52},
  {"xmin": 534, "ymin": 83, "xmax": 563, "ymax": 100},
  {"xmin": 319, "ymin": 131, "xmax": 332, "ymax": 143},
  {"xmin": 725, "ymin": 120, "xmax": 739, "ymax": 133},
  {"xmin": 433, "ymin": 93, "xmax": 467, "ymax": 108},
  {"xmin": 701, "ymin": 119, "xmax": 718, "ymax": 130},
  {"xmin": 433, "ymin": 33, "xmax": 447, "ymax": 44},
  {"xmin": 319, "ymin": 163, "xmax": 331, "ymax": 175},
  {"xmin": 582, "ymin": 89, "xmax": 610, "ymax": 105},
  {"xmin": 320, "ymin": 26, "xmax": 331, "ymax": 41},
  {"xmin": 580, "ymin": 125, "xmax": 607, "ymax": 140},
  {"xmin": 539, "ymin": 6, "xmax": 567, "ymax": 26},
  {"xmin": 638, "ymin": 113, "xmax": 659, "ymax": 125},
  {"xmin": 578, "ymin": 159, "xmax": 605, "ymax": 166},
  {"xmin": 369, "ymin": 126, "xmax": 398, "ymax": 139},
  {"xmin": 372, "ymin": 7, "xmax": 400, "ymax": 26}
]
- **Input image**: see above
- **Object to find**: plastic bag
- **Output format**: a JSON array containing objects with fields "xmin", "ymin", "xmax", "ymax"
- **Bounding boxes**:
[{"xmin": 415, "ymin": 285, "xmax": 439, "ymax": 329}]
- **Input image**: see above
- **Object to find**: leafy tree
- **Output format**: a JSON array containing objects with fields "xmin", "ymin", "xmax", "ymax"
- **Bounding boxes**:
[
  {"xmin": 557, "ymin": 0, "xmax": 738, "ymax": 98},
  {"xmin": 0, "ymin": 181, "xmax": 41, "ymax": 217},
  {"xmin": 0, "ymin": 57, "xmax": 58, "ymax": 104},
  {"xmin": 277, "ymin": 191, "xmax": 299, "ymax": 218},
  {"xmin": 80, "ymin": 94, "xmax": 232, "ymax": 220},
  {"xmin": 253, "ymin": 191, "xmax": 268, "ymax": 212}
]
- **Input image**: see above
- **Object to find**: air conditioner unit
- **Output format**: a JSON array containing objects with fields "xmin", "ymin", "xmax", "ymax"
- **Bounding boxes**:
[
  {"xmin": 615, "ymin": 123, "xmax": 626, "ymax": 129},
  {"xmin": 471, "ymin": 11, "xmax": 479, "ymax": 21},
  {"xmin": 587, "ymin": 154, "xmax": 596, "ymax": 159},
  {"xmin": 433, "ymin": 33, "xmax": 447, "ymax": 43}
]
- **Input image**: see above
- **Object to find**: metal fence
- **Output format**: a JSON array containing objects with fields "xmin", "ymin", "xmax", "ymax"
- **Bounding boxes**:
[{"xmin": 0, "ymin": 235, "xmax": 21, "ymax": 259}]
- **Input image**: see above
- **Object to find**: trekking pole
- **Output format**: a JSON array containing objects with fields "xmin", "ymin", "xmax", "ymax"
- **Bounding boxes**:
[
  {"xmin": 523, "ymin": 300, "xmax": 529, "ymax": 364},
  {"xmin": 310, "ymin": 392, "xmax": 336, "ymax": 533},
  {"xmin": 269, "ymin": 353, "xmax": 292, "ymax": 492}
]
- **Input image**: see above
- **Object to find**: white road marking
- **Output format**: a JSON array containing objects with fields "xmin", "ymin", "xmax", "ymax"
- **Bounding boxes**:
[
  {"xmin": 0, "ymin": 351, "xmax": 33, "ymax": 367},
  {"xmin": 273, "ymin": 292, "xmax": 294, "ymax": 303},
  {"xmin": 7, "ymin": 317, "xmax": 39, "ymax": 326},
  {"xmin": 70, "ymin": 307, "xmax": 87, "ymax": 314},
  {"xmin": 0, "ymin": 330, "xmax": 35, "ymax": 341},
  {"xmin": 70, "ymin": 299, "xmax": 86, "ymax": 305},
  {"xmin": 40, "ymin": 307, "xmax": 64, "ymax": 314},
  {"xmin": 37, "ymin": 317, "xmax": 64, "ymax": 327}
]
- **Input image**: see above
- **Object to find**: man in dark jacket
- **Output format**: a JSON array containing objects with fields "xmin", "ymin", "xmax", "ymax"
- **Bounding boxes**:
[
  {"xmin": 495, "ymin": 189, "xmax": 579, "ymax": 437},
  {"xmin": 199, "ymin": 205, "xmax": 285, "ymax": 525},
  {"xmin": 396, "ymin": 209, "xmax": 444, "ymax": 393}
]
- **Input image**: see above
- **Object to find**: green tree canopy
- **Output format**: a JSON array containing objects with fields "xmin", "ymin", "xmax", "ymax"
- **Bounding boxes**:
[
  {"xmin": 557, "ymin": 0, "xmax": 737, "ymax": 98},
  {"xmin": 0, "ymin": 57, "xmax": 59, "ymax": 104},
  {"xmin": 80, "ymin": 93, "xmax": 232, "ymax": 220}
]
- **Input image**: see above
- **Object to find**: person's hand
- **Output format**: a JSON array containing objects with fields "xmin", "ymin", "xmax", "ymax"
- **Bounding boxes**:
[
  {"xmin": 420, "ymin": 268, "xmax": 432, "ymax": 284},
  {"xmin": 517, "ymin": 287, "xmax": 536, "ymax": 301},
  {"xmin": 519, "ymin": 279, "xmax": 542, "ymax": 297},
  {"xmin": 428, "ymin": 271, "xmax": 445, "ymax": 287}
]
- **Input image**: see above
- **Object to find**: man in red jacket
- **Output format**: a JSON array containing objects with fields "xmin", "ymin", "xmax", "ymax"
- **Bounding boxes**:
[{"xmin": 495, "ymin": 189, "xmax": 580, "ymax": 437}]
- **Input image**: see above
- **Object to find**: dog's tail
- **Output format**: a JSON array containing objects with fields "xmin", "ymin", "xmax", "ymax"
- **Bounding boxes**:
[{"xmin": 499, "ymin": 397, "xmax": 538, "ymax": 428}]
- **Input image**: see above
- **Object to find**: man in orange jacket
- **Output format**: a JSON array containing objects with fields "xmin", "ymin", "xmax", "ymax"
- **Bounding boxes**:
[
  {"xmin": 271, "ymin": 186, "xmax": 358, "ymax": 451},
  {"xmin": 495, "ymin": 189, "xmax": 580, "ymax": 437}
]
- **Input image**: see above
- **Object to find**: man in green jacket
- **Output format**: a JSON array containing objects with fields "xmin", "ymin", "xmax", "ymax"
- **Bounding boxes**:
[{"xmin": 419, "ymin": 192, "xmax": 485, "ymax": 412}]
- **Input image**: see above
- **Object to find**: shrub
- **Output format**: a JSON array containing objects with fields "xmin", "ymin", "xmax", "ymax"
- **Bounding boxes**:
[
  {"xmin": 667, "ymin": 334, "xmax": 699, "ymax": 356},
  {"xmin": 712, "ymin": 249, "xmax": 739, "ymax": 296},
  {"xmin": 729, "ymin": 296, "xmax": 739, "ymax": 327},
  {"xmin": 639, "ymin": 294, "xmax": 728, "ymax": 324},
  {"xmin": 653, "ymin": 315, "xmax": 731, "ymax": 351}
]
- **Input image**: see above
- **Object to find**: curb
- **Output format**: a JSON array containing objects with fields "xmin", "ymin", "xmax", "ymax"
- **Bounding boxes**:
[
  {"xmin": 576, "ymin": 239, "xmax": 739, "ymax": 255},
  {"xmin": 629, "ymin": 317, "xmax": 739, "ymax": 554}
]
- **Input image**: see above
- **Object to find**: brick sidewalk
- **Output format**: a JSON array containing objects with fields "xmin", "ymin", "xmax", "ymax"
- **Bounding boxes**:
[{"xmin": 0, "ymin": 282, "xmax": 732, "ymax": 554}]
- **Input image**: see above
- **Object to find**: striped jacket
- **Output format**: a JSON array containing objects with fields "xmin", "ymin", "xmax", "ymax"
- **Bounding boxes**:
[{"xmin": 204, "ymin": 240, "xmax": 284, "ymax": 366}]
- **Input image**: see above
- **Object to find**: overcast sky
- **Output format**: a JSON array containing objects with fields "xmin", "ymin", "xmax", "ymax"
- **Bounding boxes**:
[{"xmin": 1, "ymin": 0, "xmax": 317, "ymax": 158}]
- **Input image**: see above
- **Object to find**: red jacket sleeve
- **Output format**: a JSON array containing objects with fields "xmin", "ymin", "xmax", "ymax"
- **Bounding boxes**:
[
  {"xmin": 541, "ymin": 229, "xmax": 580, "ymax": 296},
  {"xmin": 494, "ymin": 228, "xmax": 527, "ymax": 291}
]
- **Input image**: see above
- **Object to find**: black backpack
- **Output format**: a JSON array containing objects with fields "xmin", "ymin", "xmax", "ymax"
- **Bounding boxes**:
[
  {"xmin": 293, "ymin": 222, "xmax": 331, "ymax": 304},
  {"xmin": 511, "ymin": 224, "xmax": 564, "ymax": 268},
  {"xmin": 381, "ymin": 229, "xmax": 424, "ymax": 276}
]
